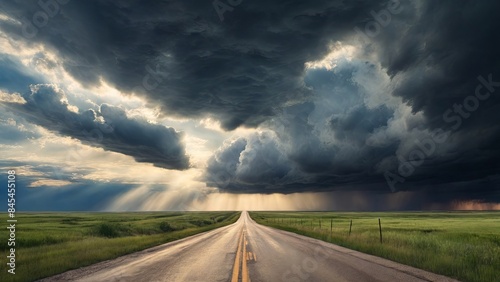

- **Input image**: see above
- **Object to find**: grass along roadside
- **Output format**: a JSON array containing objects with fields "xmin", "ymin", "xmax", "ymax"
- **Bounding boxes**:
[
  {"xmin": 0, "ymin": 211, "xmax": 240, "ymax": 282},
  {"xmin": 249, "ymin": 211, "xmax": 500, "ymax": 282}
]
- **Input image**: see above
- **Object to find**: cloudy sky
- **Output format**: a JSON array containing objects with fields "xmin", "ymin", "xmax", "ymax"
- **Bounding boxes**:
[{"xmin": 0, "ymin": 0, "xmax": 499, "ymax": 211}]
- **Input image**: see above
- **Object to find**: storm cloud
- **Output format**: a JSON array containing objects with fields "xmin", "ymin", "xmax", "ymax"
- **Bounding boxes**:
[
  {"xmin": 3, "ymin": 84, "xmax": 190, "ymax": 170},
  {"xmin": 0, "ymin": 0, "xmax": 385, "ymax": 129},
  {"xmin": 205, "ymin": 49, "xmax": 500, "ymax": 198}
]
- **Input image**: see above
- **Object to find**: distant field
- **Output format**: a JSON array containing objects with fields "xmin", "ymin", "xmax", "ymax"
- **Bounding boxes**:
[
  {"xmin": 250, "ymin": 211, "xmax": 500, "ymax": 282},
  {"xmin": 0, "ymin": 211, "xmax": 240, "ymax": 282}
]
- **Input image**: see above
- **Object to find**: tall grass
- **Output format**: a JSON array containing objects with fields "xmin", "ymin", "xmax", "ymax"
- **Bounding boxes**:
[
  {"xmin": 0, "ymin": 211, "xmax": 240, "ymax": 282},
  {"xmin": 250, "ymin": 211, "xmax": 500, "ymax": 282}
]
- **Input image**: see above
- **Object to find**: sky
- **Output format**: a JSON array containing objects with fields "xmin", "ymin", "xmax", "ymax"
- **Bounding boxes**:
[{"xmin": 0, "ymin": 0, "xmax": 499, "ymax": 211}]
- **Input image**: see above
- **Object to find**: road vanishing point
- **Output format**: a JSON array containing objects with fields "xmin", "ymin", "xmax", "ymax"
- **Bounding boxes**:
[{"xmin": 42, "ymin": 211, "xmax": 458, "ymax": 282}]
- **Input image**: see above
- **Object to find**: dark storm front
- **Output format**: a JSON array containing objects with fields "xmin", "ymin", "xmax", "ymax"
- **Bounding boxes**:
[{"xmin": 384, "ymin": 74, "xmax": 500, "ymax": 192}]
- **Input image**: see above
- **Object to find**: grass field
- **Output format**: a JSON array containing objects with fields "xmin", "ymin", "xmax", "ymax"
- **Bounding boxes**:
[
  {"xmin": 249, "ymin": 211, "xmax": 500, "ymax": 282},
  {"xmin": 0, "ymin": 211, "xmax": 240, "ymax": 282}
]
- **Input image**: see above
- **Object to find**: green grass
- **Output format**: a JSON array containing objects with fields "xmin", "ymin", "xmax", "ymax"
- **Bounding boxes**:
[
  {"xmin": 0, "ymin": 211, "xmax": 240, "ymax": 282},
  {"xmin": 249, "ymin": 211, "xmax": 500, "ymax": 282}
]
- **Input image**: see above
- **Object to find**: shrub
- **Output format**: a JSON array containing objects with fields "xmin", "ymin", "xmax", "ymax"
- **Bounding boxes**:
[
  {"xmin": 159, "ymin": 221, "xmax": 175, "ymax": 232},
  {"xmin": 189, "ymin": 220, "xmax": 213, "ymax": 227},
  {"xmin": 94, "ymin": 223, "xmax": 120, "ymax": 238}
]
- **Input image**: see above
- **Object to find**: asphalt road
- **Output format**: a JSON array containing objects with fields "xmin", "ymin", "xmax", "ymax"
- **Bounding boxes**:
[{"xmin": 42, "ymin": 211, "xmax": 458, "ymax": 282}]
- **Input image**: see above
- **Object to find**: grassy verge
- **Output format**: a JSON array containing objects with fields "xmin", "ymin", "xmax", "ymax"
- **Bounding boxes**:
[
  {"xmin": 0, "ymin": 211, "xmax": 240, "ymax": 282},
  {"xmin": 249, "ymin": 211, "xmax": 500, "ymax": 282}
]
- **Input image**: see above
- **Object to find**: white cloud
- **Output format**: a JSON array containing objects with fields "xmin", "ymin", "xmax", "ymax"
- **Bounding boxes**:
[
  {"xmin": 28, "ymin": 179, "xmax": 73, "ymax": 188},
  {"xmin": 305, "ymin": 42, "xmax": 358, "ymax": 70},
  {"xmin": 0, "ymin": 91, "xmax": 26, "ymax": 104}
]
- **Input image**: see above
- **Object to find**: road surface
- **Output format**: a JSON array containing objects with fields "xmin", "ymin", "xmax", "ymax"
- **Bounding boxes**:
[{"xmin": 42, "ymin": 211, "xmax": 458, "ymax": 282}]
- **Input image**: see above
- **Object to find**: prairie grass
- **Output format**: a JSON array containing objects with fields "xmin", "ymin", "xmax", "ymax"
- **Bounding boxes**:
[{"xmin": 249, "ymin": 211, "xmax": 500, "ymax": 282}]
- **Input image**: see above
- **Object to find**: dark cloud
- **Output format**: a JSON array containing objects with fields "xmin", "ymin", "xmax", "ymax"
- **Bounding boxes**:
[
  {"xmin": 364, "ymin": 1, "xmax": 500, "ymax": 131},
  {"xmin": 329, "ymin": 105, "xmax": 392, "ymax": 144},
  {"xmin": 201, "ymin": 0, "xmax": 500, "ymax": 200},
  {"xmin": 205, "ymin": 132, "xmax": 293, "ymax": 192},
  {"xmin": 205, "ymin": 49, "xmax": 500, "ymax": 198},
  {"xmin": 3, "ymin": 84, "xmax": 190, "ymax": 170},
  {"xmin": 0, "ymin": 0, "xmax": 383, "ymax": 130},
  {"xmin": 204, "ymin": 58, "xmax": 396, "ymax": 193}
]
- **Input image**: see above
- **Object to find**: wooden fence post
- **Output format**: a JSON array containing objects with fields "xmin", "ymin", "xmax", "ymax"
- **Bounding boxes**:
[
  {"xmin": 378, "ymin": 218, "xmax": 383, "ymax": 243},
  {"xmin": 330, "ymin": 219, "xmax": 333, "ymax": 238},
  {"xmin": 349, "ymin": 220, "xmax": 352, "ymax": 236}
]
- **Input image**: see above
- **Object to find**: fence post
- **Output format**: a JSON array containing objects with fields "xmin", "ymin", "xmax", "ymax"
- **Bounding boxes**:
[
  {"xmin": 330, "ymin": 219, "xmax": 333, "ymax": 238},
  {"xmin": 349, "ymin": 220, "xmax": 352, "ymax": 236},
  {"xmin": 319, "ymin": 219, "xmax": 321, "ymax": 229},
  {"xmin": 378, "ymin": 218, "xmax": 383, "ymax": 243}
]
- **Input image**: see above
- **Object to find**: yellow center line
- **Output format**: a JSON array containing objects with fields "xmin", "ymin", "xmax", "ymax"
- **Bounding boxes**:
[
  {"xmin": 242, "ymin": 233, "xmax": 249, "ymax": 282},
  {"xmin": 231, "ymin": 230, "xmax": 244, "ymax": 282}
]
